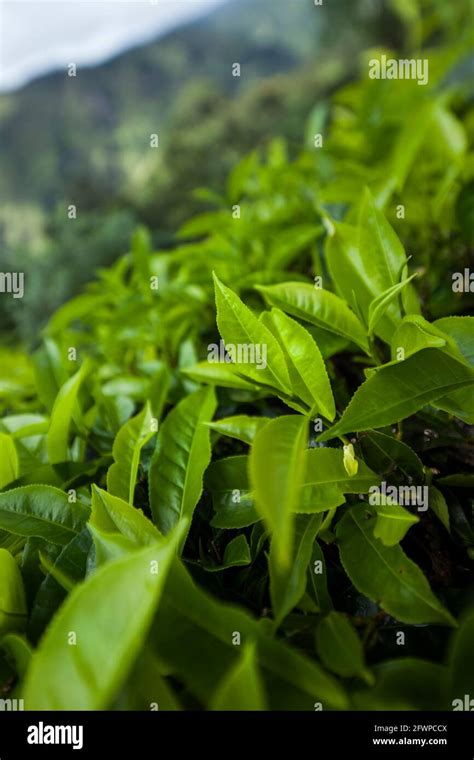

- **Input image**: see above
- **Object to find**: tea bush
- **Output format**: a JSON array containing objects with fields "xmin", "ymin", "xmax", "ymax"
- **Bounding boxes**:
[{"xmin": 0, "ymin": 29, "xmax": 473, "ymax": 711}]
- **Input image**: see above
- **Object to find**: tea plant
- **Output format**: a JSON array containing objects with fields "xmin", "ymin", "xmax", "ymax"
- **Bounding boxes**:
[{"xmin": 0, "ymin": 32, "xmax": 473, "ymax": 711}]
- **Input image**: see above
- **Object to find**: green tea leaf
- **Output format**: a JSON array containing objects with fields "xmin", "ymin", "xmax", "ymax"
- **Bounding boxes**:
[
  {"xmin": 206, "ymin": 455, "xmax": 258, "ymax": 529},
  {"xmin": 359, "ymin": 431, "xmax": 425, "ymax": 484},
  {"xmin": 150, "ymin": 561, "xmax": 348, "ymax": 710},
  {"xmin": 432, "ymin": 316, "xmax": 474, "ymax": 423},
  {"xmin": 300, "ymin": 448, "xmax": 378, "ymax": 513},
  {"xmin": 107, "ymin": 403, "xmax": 156, "ymax": 504},
  {"xmin": 257, "ymin": 282, "xmax": 369, "ymax": 353},
  {"xmin": 23, "ymin": 525, "xmax": 184, "ymax": 709},
  {"xmin": 91, "ymin": 486, "xmax": 160, "ymax": 545},
  {"xmin": 206, "ymin": 415, "xmax": 270, "ymax": 444},
  {"xmin": 210, "ymin": 642, "xmax": 266, "ymax": 710},
  {"xmin": 319, "ymin": 349, "xmax": 474, "ymax": 440},
  {"xmin": 149, "ymin": 364, "xmax": 172, "ymax": 421},
  {"xmin": 325, "ymin": 217, "xmax": 410, "ymax": 344},
  {"xmin": 33, "ymin": 338, "xmax": 67, "ymax": 412},
  {"xmin": 325, "ymin": 222, "xmax": 376, "ymax": 332},
  {"xmin": 181, "ymin": 361, "xmax": 258, "ymax": 391},
  {"xmin": 434, "ymin": 388, "xmax": 474, "ymax": 424},
  {"xmin": 0, "ymin": 486, "xmax": 89, "ymax": 545},
  {"xmin": 432, "ymin": 103, "xmax": 467, "ymax": 161},
  {"xmin": 213, "ymin": 273, "xmax": 291, "ymax": 393},
  {"xmin": 316, "ymin": 611, "xmax": 373, "ymax": 683},
  {"xmin": 47, "ymin": 361, "xmax": 90, "ymax": 464},
  {"xmin": 0, "ymin": 549, "xmax": 27, "ymax": 636},
  {"xmin": 368, "ymin": 273, "xmax": 417, "ymax": 337},
  {"xmin": 149, "ymin": 387, "xmax": 216, "ymax": 548},
  {"xmin": 389, "ymin": 100, "xmax": 436, "ymax": 191},
  {"xmin": 0, "ymin": 633, "xmax": 32, "ymax": 680},
  {"xmin": 46, "ymin": 294, "xmax": 104, "ymax": 338},
  {"xmin": 0, "ymin": 433, "xmax": 19, "ymax": 489},
  {"xmin": 337, "ymin": 506, "xmax": 456, "ymax": 625},
  {"xmin": 201, "ymin": 535, "xmax": 251, "ymax": 572},
  {"xmin": 308, "ymin": 542, "xmax": 333, "ymax": 614},
  {"xmin": 113, "ymin": 647, "xmax": 181, "ymax": 711},
  {"xmin": 359, "ymin": 187, "xmax": 407, "ymax": 294},
  {"xmin": 249, "ymin": 415, "xmax": 308, "ymax": 570},
  {"xmin": 354, "ymin": 658, "xmax": 448, "ymax": 710},
  {"xmin": 428, "ymin": 486, "xmax": 450, "ymax": 532},
  {"xmin": 434, "ymin": 317, "xmax": 474, "ymax": 365},
  {"xmin": 449, "ymin": 611, "xmax": 474, "ymax": 704},
  {"xmin": 391, "ymin": 315, "xmax": 461, "ymax": 361},
  {"xmin": 28, "ymin": 529, "xmax": 92, "ymax": 643},
  {"xmin": 267, "ymin": 308, "xmax": 336, "ymax": 420},
  {"xmin": 270, "ymin": 514, "xmax": 322, "ymax": 627},
  {"xmin": 267, "ymin": 225, "xmax": 323, "ymax": 270},
  {"xmin": 373, "ymin": 503, "xmax": 419, "ymax": 546}
]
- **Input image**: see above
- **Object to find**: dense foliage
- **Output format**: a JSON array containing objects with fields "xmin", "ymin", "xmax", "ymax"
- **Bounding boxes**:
[{"xmin": 0, "ymin": 1, "xmax": 473, "ymax": 711}]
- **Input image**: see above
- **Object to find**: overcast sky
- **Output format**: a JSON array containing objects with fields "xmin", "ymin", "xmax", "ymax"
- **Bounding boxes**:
[{"xmin": 0, "ymin": 0, "xmax": 230, "ymax": 91}]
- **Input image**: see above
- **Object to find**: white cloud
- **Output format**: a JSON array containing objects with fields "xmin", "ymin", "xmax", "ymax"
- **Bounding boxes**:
[{"xmin": 0, "ymin": 0, "xmax": 230, "ymax": 91}]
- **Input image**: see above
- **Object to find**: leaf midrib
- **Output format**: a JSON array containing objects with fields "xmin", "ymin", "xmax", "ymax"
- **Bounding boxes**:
[
  {"xmin": 338, "ymin": 372, "xmax": 474, "ymax": 431},
  {"xmin": 178, "ymin": 397, "xmax": 213, "ymax": 521},
  {"xmin": 277, "ymin": 297, "xmax": 366, "ymax": 349},
  {"xmin": 371, "ymin": 200, "xmax": 398, "ymax": 288},
  {"xmin": 0, "ymin": 506, "xmax": 80, "ymax": 537},
  {"xmin": 220, "ymin": 287, "xmax": 290, "ymax": 392},
  {"xmin": 348, "ymin": 510, "xmax": 447, "ymax": 619}
]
